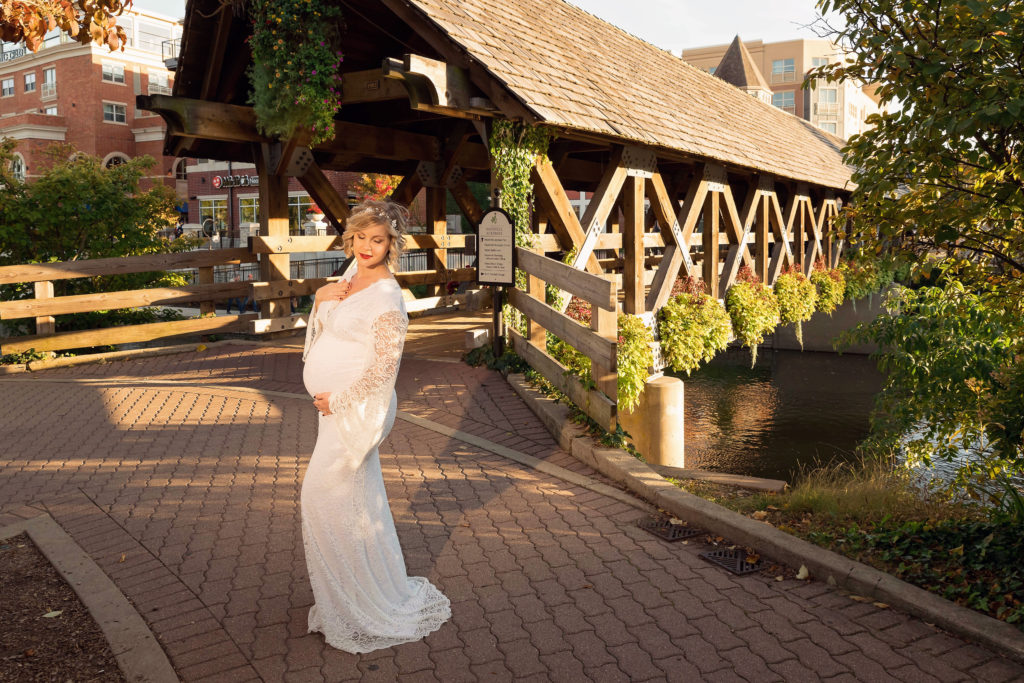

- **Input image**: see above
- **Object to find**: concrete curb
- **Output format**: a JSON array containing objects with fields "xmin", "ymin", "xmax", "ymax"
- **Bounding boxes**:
[
  {"xmin": 0, "ymin": 514, "xmax": 178, "ymax": 683},
  {"xmin": 506, "ymin": 372, "xmax": 1024, "ymax": 665}
]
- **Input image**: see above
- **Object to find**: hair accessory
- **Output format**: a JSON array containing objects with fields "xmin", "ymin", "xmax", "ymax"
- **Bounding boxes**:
[{"xmin": 362, "ymin": 207, "xmax": 397, "ymax": 229}]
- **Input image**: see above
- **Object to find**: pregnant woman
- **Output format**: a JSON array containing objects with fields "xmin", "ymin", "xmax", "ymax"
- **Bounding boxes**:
[{"xmin": 301, "ymin": 200, "xmax": 450, "ymax": 653}]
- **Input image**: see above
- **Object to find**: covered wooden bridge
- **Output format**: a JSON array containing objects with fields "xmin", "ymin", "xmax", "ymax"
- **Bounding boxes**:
[{"xmin": 1, "ymin": 0, "xmax": 851, "ymax": 429}]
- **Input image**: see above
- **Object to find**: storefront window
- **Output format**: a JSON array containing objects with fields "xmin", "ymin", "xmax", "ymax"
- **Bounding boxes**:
[
  {"xmin": 239, "ymin": 196, "xmax": 260, "ymax": 224},
  {"xmin": 288, "ymin": 195, "xmax": 314, "ymax": 235},
  {"xmin": 199, "ymin": 198, "xmax": 228, "ymax": 238}
]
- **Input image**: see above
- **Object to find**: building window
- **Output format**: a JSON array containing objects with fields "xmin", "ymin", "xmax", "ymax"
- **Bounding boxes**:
[
  {"xmin": 24, "ymin": 73, "xmax": 35, "ymax": 92},
  {"xmin": 239, "ymin": 197, "xmax": 260, "ymax": 224},
  {"xmin": 41, "ymin": 67, "xmax": 56, "ymax": 99},
  {"xmin": 771, "ymin": 58, "xmax": 795, "ymax": 83},
  {"xmin": 102, "ymin": 62, "xmax": 125, "ymax": 83},
  {"xmin": 772, "ymin": 91, "xmax": 795, "ymax": 113},
  {"xmin": 173, "ymin": 159, "xmax": 187, "ymax": 181},
  {"xmin": 103, "ymin": 102, "xmax": 127, "ymax": 123},
  {"xmin": 104, "ymin": 154, "xmax": 128, "ymax": 168},
  {"xmin": 812, "ymin": 57, "xmax": 829, "ymax": 68},
  {"xmin": 199, "ymin": 198, "xmax": 229, "ymax": 235},
  {"xmin": 289, "ymin": 195, "xmax": 314, "ymax": 235},
  {"xmin": 1, "ymin": 78, "xmax": 13, "ymax": 97},
  {"xmin": 10, "ymin": 154, "xmax": 26, "ymax": 182},
  {"xmin": 148, "ymin": 69, "xmax": 171, "ymax": 95},
  {"xmin": 44, "ymin": 106, "xmax": 57, "ymax": 115},
  {"xmin": 821, "ymin": 122, "xmax": 837, "ymax": 134},
  {"xmin": 819, "ymin": 88, "xmax": 837, "ymax": 103}
]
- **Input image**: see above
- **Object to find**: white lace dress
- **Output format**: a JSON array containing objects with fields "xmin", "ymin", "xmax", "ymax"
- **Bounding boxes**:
[{"xmin": 300, "ymin": 270, "xmax": 451, "ymax": 653}]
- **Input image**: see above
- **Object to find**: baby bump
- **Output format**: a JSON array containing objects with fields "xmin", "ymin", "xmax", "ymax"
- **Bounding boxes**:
[{"xmin": 303, "ymin": 334, "xmax": 366, "ymax": 396}]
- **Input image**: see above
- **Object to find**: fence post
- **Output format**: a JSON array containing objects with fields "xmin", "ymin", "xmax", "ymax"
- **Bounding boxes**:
[
  {"xmin": 198, "ymin": 266, "xmax": 215, "ymax": 315},
  {"xmin": 34, "ymin": 281, "xmax": 55, "ymax": 336},
  {"xmin": 590, "ymin": 284, "xmax": 618, "ymax": 403}
]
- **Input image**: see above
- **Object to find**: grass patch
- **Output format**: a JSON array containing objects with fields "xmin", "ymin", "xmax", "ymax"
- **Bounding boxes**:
[{"xmin": 672, "ymin": 458, "xmax": 1024, "ymax": 628}]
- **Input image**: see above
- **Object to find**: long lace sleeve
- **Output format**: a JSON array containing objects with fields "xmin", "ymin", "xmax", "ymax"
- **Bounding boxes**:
[
  {"xmin": 327, "ymin": 309, "xmax": 407, "ymax": 416},
  {"xmin": 302, "ymin": 295, "xmax": 321, "ymax": 363}
]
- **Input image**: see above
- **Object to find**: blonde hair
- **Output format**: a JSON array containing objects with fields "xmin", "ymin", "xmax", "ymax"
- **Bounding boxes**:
[{"xmin": 341, "ymin": 200, "xmax": 409, "ymax": 267}]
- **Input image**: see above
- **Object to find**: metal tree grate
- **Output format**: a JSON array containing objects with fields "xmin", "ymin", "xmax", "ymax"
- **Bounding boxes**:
[
  {"xmin": 699, "ymin": 548, "xmax": 763, "ymax": 575},
  {"xmin": 635, "ymin": 516, "xmax": 704, "ymax": 542}
]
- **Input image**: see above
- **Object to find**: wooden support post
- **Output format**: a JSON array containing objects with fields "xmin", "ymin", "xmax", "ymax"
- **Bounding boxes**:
[
  {"xmin": 703, "ymin": 192, "xmax": 721, "ymax": 298},
  {"xmin": 198, "ymin": 266, "xmax": 215, "ymax": 315},
  {"xmin": 644, "ymin": 172, "xmax": 704, "ymax": 312},
  {"xmin": 531, "ymin": 158, "xmax": 603, "ymax": 273},
  {"xmin": 756, "ymin": 192, "xmax": 769, "ymax": 282},
  {"xmin": 34, "ymin": 281, "xmax": 55, "ymax": 336},
  {"xmin": 298, "ymin": 162, "xmax": 351, "ymax": 234},
  {"xmin": 426, "ymin": 186, "xmax": 447, "ymax": 296},
  {"xmin": 526, "ymin": 242, "xmax": 546, "ymax": 347},
  {"xmin": 591, "ymin": 298, "xmax": 618, "ymax": 403},
  {"xmin": 450, "ymin": 178, "xmax": 484, "ymax": 231},
  {"xmin": 622, "ymin": 175, "xmax": 645, "ymax": 314},
  {"xmin": 255, "ymin": 145, "xmax": 291, "ymax": 319}
]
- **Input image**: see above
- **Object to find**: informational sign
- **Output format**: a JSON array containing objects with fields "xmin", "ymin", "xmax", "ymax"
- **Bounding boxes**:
[
  {"xmin": 212, "ymin": 175, "xmax": 259, "ymax": 189},
  {"xmin": 477, "ymin": 208, "xmax": 515, "ymax": 286}
]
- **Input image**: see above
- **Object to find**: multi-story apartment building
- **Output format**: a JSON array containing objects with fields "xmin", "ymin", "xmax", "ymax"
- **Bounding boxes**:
[
  {"xmin": 0, "ymin": 8, "xmax": 186, "ymax": 193},
  {"xmin": 682, "ymin": 37, "xmax": 882, "ymax": 139}
]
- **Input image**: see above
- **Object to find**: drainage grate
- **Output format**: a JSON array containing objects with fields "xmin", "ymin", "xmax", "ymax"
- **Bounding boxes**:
[
  {"xmin": 636, "ymin": 516, "xmax": 704, "ymax": 542},
  {"xmin": 699, "ymin": 548, "xmax": 763, "ymax": 575}
]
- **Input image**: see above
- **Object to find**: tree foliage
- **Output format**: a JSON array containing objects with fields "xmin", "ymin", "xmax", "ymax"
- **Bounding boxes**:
[
  {"xmin": 0, "ymin": 0, "xmax": 130, "ymax": 52},
  {"xmin": 814, "ymin": 1, "xmax": 1024, "ymax": 482},
  {"xmin": 0, "ymin": 139, "xmax": 195, "ymax": 336},
  {"xmin": 813, "ymin": 0, "xmax": 1023, "ymax": 289}
]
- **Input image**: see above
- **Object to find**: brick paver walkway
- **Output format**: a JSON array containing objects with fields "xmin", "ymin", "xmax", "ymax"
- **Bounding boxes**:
[{"xmin": 2, "ymin": 343, "xmax": 1022, "ymax": 682}]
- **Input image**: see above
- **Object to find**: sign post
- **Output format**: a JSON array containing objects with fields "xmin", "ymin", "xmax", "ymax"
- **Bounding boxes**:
[{"xmin": 476, "ymin": 208, "xmax": 516, "ymax": 358}]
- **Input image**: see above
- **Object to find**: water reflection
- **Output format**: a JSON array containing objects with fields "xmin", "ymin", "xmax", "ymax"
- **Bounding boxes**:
[{"xmin": 672, "ymin": 348, "xmax": 883, "ymax": 482}]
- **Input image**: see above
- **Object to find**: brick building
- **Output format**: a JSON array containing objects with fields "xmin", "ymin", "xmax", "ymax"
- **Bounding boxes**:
[{"xmin": 0, "ymin": 8, "xmax": 184, "ymax": 190}]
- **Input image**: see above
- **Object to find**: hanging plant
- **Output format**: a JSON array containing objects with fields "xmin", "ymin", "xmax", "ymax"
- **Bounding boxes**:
[
  {"xmin": 617, "ymin": 314, "xmax": 654, "ymax": 411},
  {"xmin": 774, "ymin": 268, "xmax": 817, "ymax": 349},
  {"xmin": 248, "ymin": 0, "xmax": 345, "ymax": 145},
  {"xmin": 725, "ymin": 267, "xmax": 781, "ymax": 367},
  {"xmin": 657, "ymin": 289, "xmax": 733, "ymax": 375},
  {"xmin": 810, "ymin": 263, "xmax": 846, "ymax": 315}
]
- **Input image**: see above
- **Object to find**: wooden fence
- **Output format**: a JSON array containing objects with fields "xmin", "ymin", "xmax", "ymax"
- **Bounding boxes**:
[
  {"xmin": 507, "ymin": 246, "xmax": 618, "ymax": 431},
  {"xmin": 0, "ymin": 235, "xmax": 477, "ymax": 355}
]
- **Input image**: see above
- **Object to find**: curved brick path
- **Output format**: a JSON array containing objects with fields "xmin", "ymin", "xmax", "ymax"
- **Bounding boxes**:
[{"xmin": 1, "ymin": 343, "xmax": 1021, "ymax": 682}]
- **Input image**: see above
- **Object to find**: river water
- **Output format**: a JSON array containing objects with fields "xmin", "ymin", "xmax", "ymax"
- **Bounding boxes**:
[{"xmin": 671, "ymin": 348, "xmax": 884, "ymax": 482}]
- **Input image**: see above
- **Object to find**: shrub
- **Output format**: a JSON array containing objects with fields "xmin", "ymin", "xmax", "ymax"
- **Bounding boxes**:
[
  {"xmin": 810, "ymin": 265, "xmax": 846, "ymax": 315},
  {"xmin": 617, "ymin": 314, "xmax": 654, "ymax": 411},
  {"xmin": 725, "ymin": 268, "xmax": 780, "ymax": 367},
  {"xmin": 658, "ymin": 292, "xmax": 732, "ymax": 375},
  {"xmin": 774, "ymin": 269, "xmax": 817, "ymax": 349}
]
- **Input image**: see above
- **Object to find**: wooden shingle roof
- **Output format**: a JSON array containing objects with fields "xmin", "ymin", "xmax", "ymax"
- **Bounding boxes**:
[{"xmin": 404, "ymin": 0, "xmax": 851, "ymax": 189}]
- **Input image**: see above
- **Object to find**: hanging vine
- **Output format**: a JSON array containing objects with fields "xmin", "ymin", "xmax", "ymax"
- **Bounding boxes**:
[
  {"xmin": 489, "ymin": 119, "xmax": 551, "ymax": 334},
  {"xmin": 247, "ymin": 0, "xmax": 345, "ymax": 145}
]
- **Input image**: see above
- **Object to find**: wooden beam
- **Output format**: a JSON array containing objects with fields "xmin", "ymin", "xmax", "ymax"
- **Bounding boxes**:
[
  {"xmin": 507, "ymin": 288, "xmax": 615, "ymax": 368},
  {"xmin": 199, "ymin": 8, "xmax": 234, "ymax": 101},
  {"xmin": 645, "ymin": 175, "xmax": 709, "ymax": 312},
  {"xmin": 622, "ymin": 175, "xmax": 645, "ymax": 314},
  {"xmin": 389, "ymin": 173, "xmax": 424, "ymax": 207},
  {"xmin": 450, "ymin": 178, "xmax": 484, "ymax": 230},
  {"xmin": 572, "ymin": 147, "xmax": 628, "ymax": 272},
  {"xmin": 0, "ymin": 248, "xmax": 257, "ymax": 285},
  {"xmin": 138, "ymin": 95, "xmax": 441, "ymax": 162},
  {"xmin": 515, "ymin": 248, "xmax": 616, "ymax": 311},
  {"xmin": 426, "ymin": 186, "xmax": 447, "ymax": 296},
  {"xmin": 33, "ymin": 281, "xmax": 55, "ymax": 336},
  {"xmin": 703, "ymin": 191, "xmax": 721, "ymax": 297},
  {"xmin": 755, "ymin": 180, "xmax": 771, "ymax": 282},
  {"xmin": 0, "ymin": 314, "xmax": 257, "ymax": 355},
  {"xmin": 0, "ymin": 282, "xmax": 253, "ymax": 320},
  {"xmin": 298, "ymin": 162, "xmax": 351, "ymax": 233},
  {"xmin": 532, "ymin": 158, "xmax": 603, "ymax": 274},
  {"xmin": 255, "ymin": 144, "xmax": 292, "ymax": 319},
  {"xmin": 719, "ymin": 183, "xmax": 759, "ymax": 292},
  {"xmin": 341, "ymin": 68, "xmax": 409, "ymax": 105}
]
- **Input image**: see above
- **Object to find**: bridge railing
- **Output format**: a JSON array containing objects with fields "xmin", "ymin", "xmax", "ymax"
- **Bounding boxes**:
[
  {"xmin": 0, "ymin": 235, "xmax": 478, "ymax": 355},
  {"xmin": 506, "ymin": 246, "xmax": 618, "ymax": 431}
]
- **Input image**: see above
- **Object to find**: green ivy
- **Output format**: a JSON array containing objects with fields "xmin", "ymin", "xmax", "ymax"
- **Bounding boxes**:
[
  {"xmin": 617, "ymin": 314, "xmax": 654, "ymax": 411},
  {"xmin": 725, "ymin": 271, "xmax": 781, "ymax": 367},
  {"xmin": 774, "ymin": 269, "xmax": 818, "ymax": 349},
  {"xmin": 657, "ymin": 292, "xmax": 732, "ymax": 375},
  {"xmin": 248, "ymin": 0, "xmax": 344, "ymax": 145},
  {"xmin": 488, "ymin": 120, "xmax": 550, "ymax": 244},
  {"xmin": 810, "ymin": 266, "xmax": 846, "ymax": 315}
]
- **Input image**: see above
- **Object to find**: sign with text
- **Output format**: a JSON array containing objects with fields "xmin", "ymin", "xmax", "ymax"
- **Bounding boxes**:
[
  {"xmin": 476, "ymin": 208, "xmax": 515, "ymax": 286},
  {"xmin": 212, "ymin": 174, "xmax": 259, "ymax": 189}
]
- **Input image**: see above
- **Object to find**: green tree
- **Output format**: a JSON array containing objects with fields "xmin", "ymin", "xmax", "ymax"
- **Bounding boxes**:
[
  {"xmin": 1, "ymin": 139, "xmax": 196, "ymax": 336},
  {"xmin": 813, "ymin": 0, "xmax": 1024, "ymax": 480}
]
